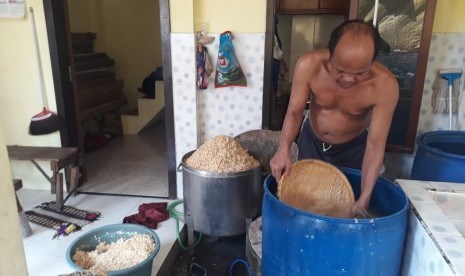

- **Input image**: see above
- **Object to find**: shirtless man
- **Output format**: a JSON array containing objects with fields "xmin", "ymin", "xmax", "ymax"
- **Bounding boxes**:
[{"xmin": 270, "ymin": 19, "xmax": 399, "ymax": 216}]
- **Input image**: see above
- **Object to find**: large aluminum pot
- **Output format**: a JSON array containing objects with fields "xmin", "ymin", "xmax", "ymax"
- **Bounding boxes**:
[{"xmin": 181, "ymin": 150, "xmax": 261, "ymax": 236}]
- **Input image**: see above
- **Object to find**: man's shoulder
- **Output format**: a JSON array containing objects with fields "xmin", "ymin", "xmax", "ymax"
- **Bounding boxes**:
[
  {"xmin": 371, "ymin": 62, "xmax": 399, "ymax": 101},
  {"xmin": 372, "ymin": 61, "xmax": 397, "ymax": 83},
  {"xmin": 296, "ymin": 49, "xmax": 329, "ymax": 71},
  {"xmin": 300, "ymin": 49, "xmax": 329, "ymax": 62}
]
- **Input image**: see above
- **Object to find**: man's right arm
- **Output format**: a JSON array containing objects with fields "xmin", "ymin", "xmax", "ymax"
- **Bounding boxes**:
[{"xmin": 270, "ymin": 55, "xmax": 313, "ymax": 180}]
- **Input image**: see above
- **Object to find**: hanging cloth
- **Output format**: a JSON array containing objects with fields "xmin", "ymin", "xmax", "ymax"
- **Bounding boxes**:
[
  {"xmin": 215, "ymin": 31, "xmax": 247, "ymax": 88},
  {"xmin": 197, "ymin": 46, "xmax": 213, "ymax": 89},
  {"xmin": 196, "ymin": 31, "xmax": 215, "ymax": 90}
]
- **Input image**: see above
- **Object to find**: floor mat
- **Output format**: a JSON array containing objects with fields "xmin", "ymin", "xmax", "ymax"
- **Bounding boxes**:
[{"xmin": 25, "ymin": 201, "xmax": 100, "ymax": 239}]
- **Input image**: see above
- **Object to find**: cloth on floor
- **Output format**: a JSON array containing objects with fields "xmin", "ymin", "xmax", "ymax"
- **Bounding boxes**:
[{"xmin": 123, "ymin": 202, "xmax": 170, "ymax": 229}]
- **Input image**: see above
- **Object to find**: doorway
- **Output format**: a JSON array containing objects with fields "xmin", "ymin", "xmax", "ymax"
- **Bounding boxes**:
[{"xmin": 43, "ymin": 0, "xmax": 176, "ymax": 198}]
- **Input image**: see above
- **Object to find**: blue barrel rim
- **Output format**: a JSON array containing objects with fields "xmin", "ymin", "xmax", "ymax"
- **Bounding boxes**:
[
  {"xmin": 65, "ymin": 224, "xmax": 161, "ymax": 273},
  {"xmin": 264, "ymin": 171, "xmax": 408, "ymax": 223},
  {"xmin": 417, "ymin": 130, "xmax": 465, "ymax": 160}
]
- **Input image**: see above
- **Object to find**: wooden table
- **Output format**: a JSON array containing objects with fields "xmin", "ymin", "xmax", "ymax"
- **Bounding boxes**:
[{"xmin": 7, "ymin": 146, "xmax": 81, "ymax": 211}]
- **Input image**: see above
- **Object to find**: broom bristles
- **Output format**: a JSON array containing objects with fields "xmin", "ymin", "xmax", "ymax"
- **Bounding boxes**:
[
  {"xmin": 431, "ymin": 74, "xmax": 461, "ymax": 114},
  {"xmin": 29, "ymin": 108, "xmax": 66, "ymax": 135}
]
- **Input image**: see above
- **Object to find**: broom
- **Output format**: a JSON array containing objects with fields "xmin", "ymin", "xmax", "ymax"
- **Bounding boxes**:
[
  {"xmin": 29, "ymin": 7, "xmax": 65, "ymax": 135},
  {"xmin": 440, "ymin": 68, "xmax": 462, "ymax": 130}
]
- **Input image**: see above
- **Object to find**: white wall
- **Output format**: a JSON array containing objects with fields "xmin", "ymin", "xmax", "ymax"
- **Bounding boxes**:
[
  {"xmin": 0, "ymin": 121, "xmax": 28, "ymax": 275},
  {"xmin": 0, "ymin": 0, "xmax": 61, "ymax": 190}
]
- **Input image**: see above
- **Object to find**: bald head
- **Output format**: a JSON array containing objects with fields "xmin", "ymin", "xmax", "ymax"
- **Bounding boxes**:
[{"xmin": 328, "ymin": 19, "xmax": 381, "ymax": 61}]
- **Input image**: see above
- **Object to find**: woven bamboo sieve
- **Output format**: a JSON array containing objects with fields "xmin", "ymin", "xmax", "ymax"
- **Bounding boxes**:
[{"xmin": 278, "ymin": 159, "xmax": 355, "ymax": 218}]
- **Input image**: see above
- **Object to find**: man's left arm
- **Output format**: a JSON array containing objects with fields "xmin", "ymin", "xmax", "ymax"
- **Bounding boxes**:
[{"xmin": 355, "ymin": 73, "xmax": 399, "ymax": 214}]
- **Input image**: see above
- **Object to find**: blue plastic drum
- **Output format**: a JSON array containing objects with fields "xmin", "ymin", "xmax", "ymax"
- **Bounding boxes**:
[
  {"xmin": 411, "ymin": 131, "xmax": 465, "ymax": 183},
  {"xmin": 262, "ymin": 167, "xmax": 408, "ymax": 276}
]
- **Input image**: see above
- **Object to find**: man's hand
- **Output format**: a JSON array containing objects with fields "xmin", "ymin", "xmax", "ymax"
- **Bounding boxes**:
[
  {"xmin": 270, "ymin": 149, "xmax": 292, "ymax": 181},
  {"xmin": 351, "ymin": 199, "xmax": 372, "ymax": 218}
]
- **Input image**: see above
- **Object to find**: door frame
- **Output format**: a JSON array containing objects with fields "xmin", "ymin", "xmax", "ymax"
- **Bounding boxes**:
[
  {"xmin": 262, "ymin": 0, "xmax": 275, "ymax": 129},
  {"xmin": 42, "ymin": 0, "xmax": 177, "ymax": 199}
]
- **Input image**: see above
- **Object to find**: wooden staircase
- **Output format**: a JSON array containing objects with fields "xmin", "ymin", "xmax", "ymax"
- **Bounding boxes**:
[
  {"xmin": 120, "ymin": 81, "xmax": 165, "ymax": 134},
  {"xmin": 71, "ymin": 32, "xmax": 127, "ymax": 132}
]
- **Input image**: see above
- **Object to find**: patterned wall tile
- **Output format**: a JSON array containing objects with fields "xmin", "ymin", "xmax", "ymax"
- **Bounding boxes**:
[
  {"xmin": 421, "ymin": 229, "xmax": 455, "ymax": 276},
  {"xmin": 171, "ymin": 32, "xmax": 198, "ymax": 198},
  {"xmin": 171, "ymin": 32, "xmax": 265, "ymax": 197},
  {"xmin": 403, "ymin": 209, "xmax": 454, "ymax": 276},
  {"xmin": 418, "ymin": 33, "xmax": 465, "ymax": 133},
  {"xmin": 197, "ymin": 33, "xmax": 264, "ymax": 143},
  {"xmin": 176, "ymin": 171, "xmax": 184, "ymax": 199},
  {"xmin": 172, "ymin": 83, "xmax": 198, "ymax": 134},
  {"xmin": 171, "ymin": 34, "xmax": 196, "ymax": 85},
  {"xmin": 402, "ymin": 212, "xmax": 425, "ymax": 276},
  {"xmin": 175, "ymin": 131, "xmax": 197, "ymax": 157},
  {"xmin": 175, "ymin": 131, "xmax": 197, "ymax": 197},
  {"xmin": 434, "ymin": 233, "xmax": 465, "ymax": 275}
]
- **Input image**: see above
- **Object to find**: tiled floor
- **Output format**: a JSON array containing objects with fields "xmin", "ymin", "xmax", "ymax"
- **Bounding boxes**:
[
  {"xmin": 17, "ymin": 190, "xmax": 181, "ymax": 276},
  {"xmin": 80, "ymin": 120, "xmax": 169, "ymax": 197},
  {"xmin": 17, "ymin": 120, "xmax": 179, "ymax": 276}
]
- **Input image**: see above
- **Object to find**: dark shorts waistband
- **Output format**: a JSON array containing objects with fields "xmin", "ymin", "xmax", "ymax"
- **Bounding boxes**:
[
  {"xmin": 297, "ymin": 117, "xmax": 367, "ymax": 169},
  {"xmin": 305, "ymin": 117, "xmax": 368, "ymax": 150}
]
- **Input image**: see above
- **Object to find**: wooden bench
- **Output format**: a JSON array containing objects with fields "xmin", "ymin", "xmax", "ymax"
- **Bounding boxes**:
[{"xmin": 7, "ymin": 146, "xmax": 81, "ymax": 212}]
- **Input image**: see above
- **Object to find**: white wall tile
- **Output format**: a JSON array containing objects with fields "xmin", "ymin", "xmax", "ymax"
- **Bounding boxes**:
[
  {"xmin": 418, "ymin": 33, "xmax": 465, "ymax": 133},
  {"xmin": 413, "ymin": 202, "xmax": 461, "ymax": 236},
  {"xmin": 403, "ymin": 209, "xmax": 454, "ymax": 276},
  {"xmin": 171, "ymin": 33, "xmax": 196, "ymax": 85},
  {"xmin": 171, "ymin": 32, "xmax": 265, "ymax": 195},
  {"xmin": 176, "ymin": 171, "xmax": 184, "ymax": 199},
  {"xmin": 401, "ymin": 246, "xmax": 423, "ymax": 276},
  {"xmin": 173, "ymin": 83, "xmax": 198, "ymax": 134},
  {"xmin": 197, "ymin": 33, "xmax": 264, "ymax": 143},
  {"xmin": 397, "ymin": 179, "xmax": 435, "ymax": 203},
  {"xmin": 422, "ymin": 230, "xmax": 454, "ymax": 276},
  {"xmin": 434, "ymin": 233, "xmax": 465, "ymax": 274},
  {"xmin": 175, "ymin": 131, "xmax": 198, "ymax": 164}
]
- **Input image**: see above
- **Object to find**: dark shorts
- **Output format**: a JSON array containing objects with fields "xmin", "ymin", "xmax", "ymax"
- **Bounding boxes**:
[{"xmin": 297, "ymin": 117, "xmax": 367, "ymax": 169}]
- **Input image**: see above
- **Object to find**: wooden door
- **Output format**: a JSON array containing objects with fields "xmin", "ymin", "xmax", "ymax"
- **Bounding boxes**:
[{"xmin": 43, "ymin": 0, "xmax": 87, "ymax": 181}]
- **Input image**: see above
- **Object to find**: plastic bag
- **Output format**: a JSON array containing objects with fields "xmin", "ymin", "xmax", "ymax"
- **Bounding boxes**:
[{"xmin": 215, "ymin": 31, "xmax": 247, "ymax": 88}]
